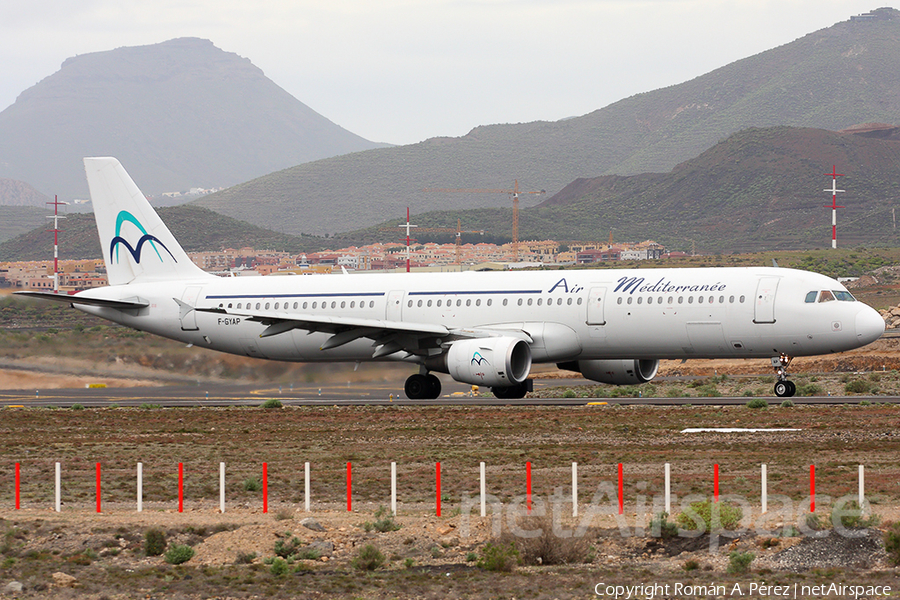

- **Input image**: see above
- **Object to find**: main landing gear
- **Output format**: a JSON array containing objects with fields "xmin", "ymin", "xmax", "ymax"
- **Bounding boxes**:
[
  {"xmin": 772, "ymin": 354, "xmax": 796, "ymax": 398},
  {"xmin": 404, "ymin": 372, "xmax": 442, "ymax": 400}
]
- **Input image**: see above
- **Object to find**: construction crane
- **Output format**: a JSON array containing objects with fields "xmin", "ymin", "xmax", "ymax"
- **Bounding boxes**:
[
  {"xmin": 424, "ymin": 181, "xmax": 545, "ymax": 262},
  {"xmin": 380, "ymin": 208, "xmax": 484, "ymax": 271}
]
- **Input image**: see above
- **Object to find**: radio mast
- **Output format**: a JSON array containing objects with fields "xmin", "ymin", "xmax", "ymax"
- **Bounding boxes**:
[{"xmin": 823, "ymin": 166, "xmax": 845, "ymax": 249}]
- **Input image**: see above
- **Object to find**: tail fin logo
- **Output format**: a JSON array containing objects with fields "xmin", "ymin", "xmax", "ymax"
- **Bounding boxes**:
[
  {"xmin": 110, "ymin": 210, "xmax": 177, "ymax": 264},
  {"xmin": 471, "ymin": 352, "xmax": 489, "ymax": 366}
]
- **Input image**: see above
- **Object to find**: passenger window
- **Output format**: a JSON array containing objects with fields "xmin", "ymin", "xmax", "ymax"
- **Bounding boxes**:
[
  {"xmin": 503, "ymin": 299, "xmax": 508, "ymax": 306},
  {"xmin": 527, "ymin": 298, "xmax": 533, "ymax": 306},
  {"xmin": 427, "ymin": 300, "xmax": 432, "ymax": 307},
  {"xmin": 577, "ymin": 298, "xmax": 582, "ymax": 305},
  {"xmin": 341, "ymin": 301, "xmax": 346, "ymax": 308},
  {"xmin": 302, "ymin": 302, "xmax": 308, "ymax": 309},
  {"xmin": 637, "ymin": 297, "xmax": 642, "ymax": 305},
  {"xmin": 718, "ymin": 296, "xmax": 724, "ymax": 304},
  {"xmin": 256, "ymin": 303, "xmax": 261, "ymax": 310},
  {"xmin": 567, "ymin": 298, "xmax": 573, "ymax": 306},
  {"xmin": 331, "ymin": 301, "xmax": 336, "ymax": 309},
  {"xmin": 688, "ymin": 297, "xmax": 694, "ymax": 304},
  {"xmin": 265, "ymin": 302, "xmax": 270, "ymax": 310},
  {"xmin": 678, "ymin": 297, "xmax": 683, "ymax": 304},
  {"xmin": 417, "ymin": 300, "xmax": 422, "ymax": 307},
  {"xmin": 729, "ymin": 296, "xmax": 734, "ymax": 303},
  {"xmin": 627, "ymin": 297, "xmax": 633, "ymax": 305},
  {"xmin": 667, "ymin": 296, "xmax": 673, "ymax": 304},
  {"xmin": 293, "ymin": 302, "xmax": 298, "ymax": 309},
  {"xmin": 228, "ymin": 303, "xmax": 233, "ymax": 308},
  {"xmin": 466, "ymin": 299, "xmax": 472, "ymax": 307},
  {"xmin": 698, "ymin": 296, "xmax": 703, "ymax": 304},
  {"xmin": 436, "ymin": 300, "xmax": 442, "ymax": 307},
  {"xmin": 487, "ymin": 299, "xmax": 492, "ymax": 306},
  {"xmin": 658, "ymin": 297, "xmax": 663, "ymax": 304},
  {"xmin": 476, "ymin": 299, "xmax": 481, "ymax": 306},
  {"xmin": 312, "ymin": 302, "xmax": 317, "ymax": 309},
  {"xmin": 518, "ymin": 299, "xmax": 523, "ymax": 306},
  {"xmin": 818, "ymin": 290, "xmax": 835, "ymax": 303},
  {"xmin": 617, "ymin": 297, "xmax": 623, "ymax": 305},
  {"xmin": 237, "ymin": 303, "xmax": 242, "ymax": 309},
  {"xmin": 370, "ymin": 301, "xmax": 375, "ymax": 308},
  {"xmin": 274, "ymin": 302, "xmax": 279, "ymax": 310},
  {"xmin": 739, "ymin": 295, "xmax": 745, "ymax": 303},
  {"xmin": 537, "ymin": 298, "xmax": 542, "ymax": 306},
  {"xmin": 708, "ymin": 296, "xmax": 714, "ymax": 304},
  {"xmin": 557, "ymin": 298, "xmax": 562, "ymax": 305}
]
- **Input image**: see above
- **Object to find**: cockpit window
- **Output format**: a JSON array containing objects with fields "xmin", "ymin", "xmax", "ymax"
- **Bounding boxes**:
[
  {"xmin": 812, "ymin": 290, "xmax": 856, "ymax": 303},
  {"xmin": 834, "ymin": 290, "xmax": 856, "ymax": 302}
]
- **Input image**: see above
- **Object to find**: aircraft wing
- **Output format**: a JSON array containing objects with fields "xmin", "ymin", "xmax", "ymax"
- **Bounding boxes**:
[
  {"xmin": 198, "ymin": 306, "xmax": 531, "ymax": 358},
  {"xmin": 14, "ymin": 290, "xmax": 149, "ymax": 310}
]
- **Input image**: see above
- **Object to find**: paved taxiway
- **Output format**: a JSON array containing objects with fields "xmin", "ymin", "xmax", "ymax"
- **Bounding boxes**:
[{"xmin": 0, "ymin": 377, "xmax": 895, "ymax": 408}]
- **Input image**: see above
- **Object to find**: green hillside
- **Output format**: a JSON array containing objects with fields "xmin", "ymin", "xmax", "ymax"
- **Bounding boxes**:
[
  {"xmin": 0, "ymin": 206, "xmax": 327, "ymax": 262},
  {"xmin": 197, "ymin": 9, "xmax": 900, "ymax": 236},
  {"xmin": 0, "ymin": 207, "xmax": 46, "ymax": 244},
  {"xmin": 341, "ymin": 126, "xmax": 900, "ymax": 254}
]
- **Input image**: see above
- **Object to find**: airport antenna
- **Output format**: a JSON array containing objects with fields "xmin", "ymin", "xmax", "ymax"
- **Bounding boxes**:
[
  {"xmin": 46, "ymin": 195, "xmax": 68, "ymax": 292},
  {"xmin": 823, "ymin": 165, "xmax": 845, "ymax": 249}
]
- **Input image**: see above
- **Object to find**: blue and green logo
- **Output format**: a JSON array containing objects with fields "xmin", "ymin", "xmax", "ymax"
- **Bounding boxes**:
[{"xmin": 109, "ymin": 210, "xmax": 176, "ymax": 264}]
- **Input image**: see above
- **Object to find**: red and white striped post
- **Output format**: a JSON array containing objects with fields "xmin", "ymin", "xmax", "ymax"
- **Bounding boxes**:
[
  {"xmin": 262, "ymin": 463, "xmax": 268, "ymax": 514},
  {"xmin": 436, "ymin": 462, "xmax": 441, "ymax": 517},
  {"xmin": 714, "ymin": 464, "xmax": 719, "ymax": 502},
  {"xmin": 526, "ymin": 462, "xmax": 532, "ymax": 514},
  {"xmin": 346, "ymin": 462, "xmax": 352, "ymax": 512},
  {"xmin": 96, "ymin": 463, "xmax": 102, "ymax": 513},
  {"xmin": 810, "ymin": 464, "xmax": 816, "ymax": 512},
  {"xmin": 823, "ymin": 165, "xmax": 845, "ymax": 249},
  {"xmin": 617, "ymin": 463, "xmax": 623, "ymax": 515}
]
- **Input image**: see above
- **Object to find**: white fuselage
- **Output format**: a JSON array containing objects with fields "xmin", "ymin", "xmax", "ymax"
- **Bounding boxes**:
[{"xmin": 74, "ymin": 266, "xmax": 885, "ymax": 364}]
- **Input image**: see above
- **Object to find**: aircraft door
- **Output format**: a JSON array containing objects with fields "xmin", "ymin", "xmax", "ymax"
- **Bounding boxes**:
[
  {"xmin": 753, "ymin": 277, "xmax": 779, "ymax": 324},
  {"xmin": 386, "ymin": 290, "xmax": 404, "ymax": 321},
  {"xmin": 179, "ymin": 286, "xmax": 203, "ymax": 331},
  {"xmin": 586, "ymin": 287, "xmax": 607, "ymax": 326}
]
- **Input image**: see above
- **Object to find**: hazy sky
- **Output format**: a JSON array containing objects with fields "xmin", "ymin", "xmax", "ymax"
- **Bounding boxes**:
[{"xmin": 0, "ymin": 1, "xmax": 884, "ymax": 145}]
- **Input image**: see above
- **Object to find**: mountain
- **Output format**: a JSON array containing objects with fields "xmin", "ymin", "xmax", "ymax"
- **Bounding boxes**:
[
  {"xmin": 196, "ymin": 8, "xmax": 900, "ymax": 236},
  {"xmin": 347, "ymin": 126, "xmax": 900, "ymax": 254},
  {"xmin": 0, "ymin": 207, "xmax": 47, "ymax": 244},
  {"xmin": 0, "ymin": 38, "xmax": 386, "ymax": 200},
  {"xmin": 0, "ymin": 205, "xmax": 328, "ymax": 262},
  {"xmin": 0, "ymin": 178, "xmax": 50, "ymax": 207}
]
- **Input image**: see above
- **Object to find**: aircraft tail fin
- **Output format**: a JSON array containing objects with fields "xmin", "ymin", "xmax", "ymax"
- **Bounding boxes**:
[{"xmin": 84, "ymin": 157, "xmax": 211, "ymax": 286}]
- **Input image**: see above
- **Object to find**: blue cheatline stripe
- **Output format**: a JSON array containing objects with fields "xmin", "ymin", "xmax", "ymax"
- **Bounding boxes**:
[
  {"xmin": 206, "ymin": 292, "xmax": 385, "ymax": 300},
  {"xmin": 408, "ymin": 290, "xmax": 541, "ymax": 296}
]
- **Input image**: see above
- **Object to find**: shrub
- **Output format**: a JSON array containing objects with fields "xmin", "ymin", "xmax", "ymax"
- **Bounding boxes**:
[
  {"xmin": 499, "ymin": 515, "xmax": 591, "ymax": 565},
  {"xmin": 727, "ymin": 550, "xmax": 754, "ymax": 574},
  {"xmin": 746, "ymin": 398, "xmax": 768, "ymax": 409},
  {"xmin": 845, "ymin": 379, "xmax": 873, "ymax": 394},
  {"xmin": 144, "ymin": 528, "xmax": 167, "ymax": 556},
  {"xmin": 780, "ymin": 399, "xmax": 795, "ymax": 408},
  {"xmin": 164, "ymin": 544, "xmax": 195, "ymax": 565},
  {"xmin": 796, "ymin": 383, "xmax": 823, "ymax": 397},
  {"xmin": 835, "ymin": 500, "xmax": 880, "ymax": 529},
  {"xmin": 649, "ymin": 512, "xmax": 678, "ymax": 539},
  {"xmin": 269, "ymin": 557, "xmax": 289, "ymax": 576},
  {"xmin": 234, "ymin": 551, "xmax": 256, "ymax": 564},
  {"xmin": 884, "ymin": 522, "xmax": 900, "ymax": 566},
  {"xmin": 676, "ymin": 499, "xmax": 743, "ymax": 531},
  {"xmin": 274, "ymin": 536, "xmax": 302, "ymax": 559},
  {"xmin": 261, "ymin": 398, "xmax": 283, "ymax": 409},
  {"xmin": 352, "ymin": 544, "xmax": 385, "ymax": 571},
  {"xmin": 682, "ymin": 559, "xmax": 700, "ymax": 571},
  {"xmin": 477, "ymin": 542, "xmax": 519, "ymax": 572},
  {"xmin": 71, "ymin": 404, "xmax": 85, "ymax": 411},
  {"xmin": 243, "ymin": 478, "xmax": 262, "ymax": 492},
  {"xmin": 362, "ymin": 506, "xmax": 401, "ymax": 533}
]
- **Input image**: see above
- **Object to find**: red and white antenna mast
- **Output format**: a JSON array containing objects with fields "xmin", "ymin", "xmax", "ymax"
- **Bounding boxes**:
[
  {"xmin": 46, "ymin": 195, "xmax": 68, "ymax": 292},
  {"xmin": 399, "ymin": 207, "xmax": 418, "ymax": 273},
  {"xmin": 823, "ymin": 165, "xmax": 845, "ymax": 249}
]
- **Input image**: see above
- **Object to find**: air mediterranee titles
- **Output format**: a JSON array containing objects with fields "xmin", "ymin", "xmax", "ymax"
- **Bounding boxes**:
[{"xmin": 547, "ymin": 276, "xmax": 727, "ymax": 296}]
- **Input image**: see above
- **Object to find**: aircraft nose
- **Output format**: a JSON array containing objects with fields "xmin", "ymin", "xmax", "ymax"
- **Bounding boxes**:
[{"xmin": 856, "ymin": 306, "xmax": 885, "ymax": 346}]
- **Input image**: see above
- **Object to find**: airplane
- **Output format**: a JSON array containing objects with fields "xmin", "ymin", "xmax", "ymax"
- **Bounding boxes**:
[{"xmin": 17, "ymin": 157, "xmax": 886, "ymax": 400}]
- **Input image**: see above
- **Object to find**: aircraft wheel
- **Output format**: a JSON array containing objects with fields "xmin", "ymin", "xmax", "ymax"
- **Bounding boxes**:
[
  {"xmin": 774, "ymin": 380, "xmax": 796, "ymax": 398},
  {"xmin": 492, "ymin": 381, "xmax": 528, "ymax": 400},
  {"xmin": 425, "ymin": 374, "xmax": 442, "ymax": 399},
  {"xmin": 405, "ymin": 374, "xmax": 429, "ymax": 400}
]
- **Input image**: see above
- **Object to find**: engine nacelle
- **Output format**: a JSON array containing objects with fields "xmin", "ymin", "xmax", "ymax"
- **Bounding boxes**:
[
  {"xmin": 445, "ymin": 337, "xmax": 532, "ymax": 387},
  {"xmin": 558, "ymin": 359, "xmax": 659, "ymax": 385}
]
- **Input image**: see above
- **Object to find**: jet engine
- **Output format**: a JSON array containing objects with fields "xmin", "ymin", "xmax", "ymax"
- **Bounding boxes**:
[
  {"xmin": 443, "ymin": 337, "xmax": 532, "ymax": 387},
  {"xmin": 558, "ymin": 359, "xmax": 659, "ymax": 385}
]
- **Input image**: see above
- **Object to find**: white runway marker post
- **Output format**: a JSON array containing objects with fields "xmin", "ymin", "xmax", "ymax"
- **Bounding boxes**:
[
  {"xmin": 55, "ymin": 462, "xmax": 61, "ymax": 513},
  {"xmin": 391, "ymin": 462, "xmax": 397, "ymax": 516},
  {"xmin": 137, "ymin": 462, "xmax": 143, "ymax": 513},
  {"xmin": 480, "ymin": 462, "xmax": 486, "ymax": 517},
  {"xmin": 572, "ymin": 462, "xmax": 578, "ymax": 517},
  {"xmin": 761, "ymin": 464, "xmax": 767, "ymax": 514},
  {"xmin": 219, "ymin": 462, "xmax": 225, "ymax": 513},
  {"xmin": 304, "ymin": 462, "xmax": 310, "ymax": 512},
  {"xmin": 859, "ymin": 464, "xmax": 865, "ymax": 508},
  {"xmin": 664, "ymin": 463, "xmax": 670, "ymax": 515}
]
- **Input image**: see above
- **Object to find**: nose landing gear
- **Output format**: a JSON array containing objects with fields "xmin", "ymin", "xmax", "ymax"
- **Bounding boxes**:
[{"xmin": 772, "ymin": 354, "xmax": 796, "ymax": 398}]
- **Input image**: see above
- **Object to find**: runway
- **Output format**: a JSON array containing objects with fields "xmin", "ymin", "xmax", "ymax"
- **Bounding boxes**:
[{"xmin": 0, "ymin": 377, "xmax": 894, "ymax": 407}]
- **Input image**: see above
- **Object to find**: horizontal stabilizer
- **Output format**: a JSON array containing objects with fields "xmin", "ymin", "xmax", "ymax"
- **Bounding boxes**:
[{"xmin": 14, "ymin": 291, "xmax": 148, "ymax": 310}]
